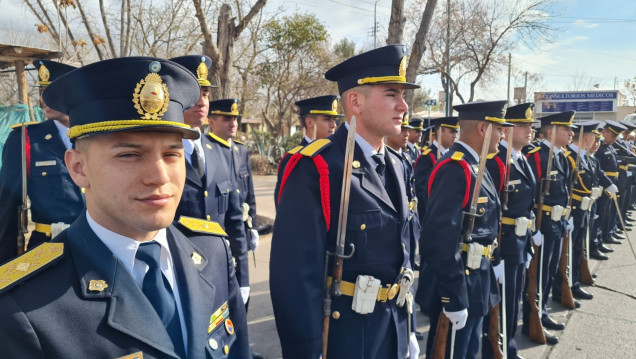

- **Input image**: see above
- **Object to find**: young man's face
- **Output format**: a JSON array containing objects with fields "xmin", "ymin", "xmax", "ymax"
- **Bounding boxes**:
[
  {"xmin": 306, "ymin": 114, "xmax": 337, "ymax": 140},
  {"xmin": 590, "ymin": 139, "xmax": 600, "ymax": 153},
  {"xmin": 209, "ymin": 114, "xmax": 238, "ymax": 141},
  {"xmin": 40, "ymin": 87, "xmax": 70, "ymax": 126},
  {"xmin": 407, "ymin": 128, "xmax": 422, "ymax": 144},
  {"xmin": 552, "ymin": 125, "xmax": 574, "ymax": 147},
  {"xmin": 512, "ymin": 123, "xmax": 533, "ymax": 149},
  {"xmin": 601, "ymin": 128, "xmax": 617, "ymax": 145},
  {"xmin": 440, "ymin": 127, "xmax": 458, "ymax": 149},
  {"xmin": 183, "ymin": 87, "xmax": 210, "ymax": 129},
  {"xmin": 357, "ymin": 84, "xmax": 409, "ymax": 139},
  {"xmin": 66, "ymin": 131, "xmax": 185, "ymax": 241},
  {"xmin": 386, "ymin": 127, "xmax": 409, "ymax": 150},
  {"xmin": 488, "ymin": 123, "xmax": 505, "ymax": 153}
]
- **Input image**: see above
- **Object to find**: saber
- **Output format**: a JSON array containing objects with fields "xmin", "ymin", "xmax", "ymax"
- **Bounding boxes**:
[
  {"xmin": 436, "ymin": 123, "xmax": 442, "ymax": 159},
  {"xmin": 462, "ymin": 123, "xmax": 493, "ymax": 242},
  {"xmin": 312, "ymin": 120, "xmax": 318, "ymax": 141},
  {"xmin": 322, "ymin": 116, "xmax": 357, "ymax": 358},
  {"xmin": 501, "ymin": 260, "xmax": 507, "ymax": 359},
  {"xmin": 450, "ymin": 328, "xmax": 456, "ymax": 359},
  {"xmin": 568, "ymin": 227, "xmax": 573, "ymax": 285}
]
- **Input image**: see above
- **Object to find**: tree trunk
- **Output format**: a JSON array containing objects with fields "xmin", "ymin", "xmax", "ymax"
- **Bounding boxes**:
[
  {"xmin": 217, "ymin": 4, "xmax": 234, "ymax": 98},
  {"xmin": 387, "ymin": 0, "xmax": 405, "ymax": 44},
  {"xmin": 404, "ymin": 0, "xmax": 438, "ymax": 107}
]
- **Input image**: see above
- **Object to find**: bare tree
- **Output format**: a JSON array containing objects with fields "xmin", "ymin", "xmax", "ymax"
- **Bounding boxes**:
[
  {"xmin": 192, "ymin": 0, "xmax": 267, "ymax": 98},
  {"xmin": 387, "ymin": 0, "xmax": 406, "ymax": 44},
  {"xmin": 421, "ymin": 0, "xmax": 555, "ymax": 107}
]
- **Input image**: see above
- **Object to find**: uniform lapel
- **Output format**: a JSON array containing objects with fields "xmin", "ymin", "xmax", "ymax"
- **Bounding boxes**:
[
  {"xmin": 166, "ymin": 226, "xmax": 216, "ymax": 359},
  {"xmin": 203, "ymin": 138, "xmax": 220, "ymax": 188},
  {"xmin": 41, "ymin": 120, "xmax": 69, "ymax": 156},
  {"xmin": 385, "ymin": 151, "xmax": 406, "ymax": 215},
  {"xmin": 68, "ymin": 213, "xmax": 180, "ymax": 358},
  {"xmin": 185, "ymin": 160, "xmax": 203, "ymax": 187},
  {"xmin": 354, "ymin": 150, "xmax": 396, "ymax": 212}
]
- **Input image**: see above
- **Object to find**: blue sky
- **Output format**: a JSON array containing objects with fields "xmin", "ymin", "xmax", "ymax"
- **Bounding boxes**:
[
  {"xmin": 265, "ymin": 0, "xmax": 636, "ymax": 102},
  {"xmin": 4, "ymin": 0, "xmax": 636, "ymax": 102}
]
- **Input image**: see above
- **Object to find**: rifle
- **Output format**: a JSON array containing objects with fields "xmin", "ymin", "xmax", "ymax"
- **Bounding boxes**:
[
  {"xmin": 526, "ymin": 125, "xmax": 559, "ymax": 344},
  {"xmin": 431, "ymin": 313, "xmax": 450, "ymax": 359},
  {"xmin": 322, "ymin": 116, "xmax": 357, "ymax": 358},
  {"xmin": 580, "ymin": 218, "xmax": 594, "ymax": 285},
  {"xmin": 558, "ymin": 127, "xmax": 583, "ymax": 310},
  {"xmin": 17, "ymin": 101, "xmax": 32, "ymax": 255},
  {"xmin": 431, "ymin": 123, "xmax": 493, "ymax": 359},
  {"xmin": 488, "ymin": 132, "xmax": 514, "ymax": 359}
]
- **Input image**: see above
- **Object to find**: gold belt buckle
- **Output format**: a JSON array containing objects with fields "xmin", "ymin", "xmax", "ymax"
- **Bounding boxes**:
[{"xmin": 387, "ymin": 283, "xmax": 399, "ymax": 301}]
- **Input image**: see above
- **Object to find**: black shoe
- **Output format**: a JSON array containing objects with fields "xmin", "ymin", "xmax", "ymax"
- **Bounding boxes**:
[
  {"xmin": 415, "ymin": 331, "xmax": 424, "ymax": 340},
  {"xmin": 591, "ymin": 248, "xmax": 609, "ymax": 259},
  {"xmin": 574, "ymin": 299, "xmax": 581, "ymax": 308},
  {"xmin": 572, "ymin": 286, "xmax": 594, "ymax": 300},
  {"xmin": 555, "ymin": 293, "xmax": 581, "ymax": 308},
  {"xmin": 606, "ymin": 238, "xmax": 623, "ymax": 245},
  {"xmin": 542, "ymin": 315, "xmax": 566, "ymax": 330},
  {"xmin": 599, "ymin": 244, "xmax": 615, "ymax": 253},
  {"xmin": 252, "ymin": 353, "xmax": 265, "ymax": 359},
  {"xmin": 617, "ymin": 229, "xmax": 624, "ymax": 234},
  {"xmin": 611, "ymin": 233, "xmax": 625, "ymax": 241},
  {"xmin": 544, "ymin": 329, "xmax": 559, "ymax": 345},
  {"xmin": 513, "ymin": 355, "xmax": 526, "ymax": 359}
]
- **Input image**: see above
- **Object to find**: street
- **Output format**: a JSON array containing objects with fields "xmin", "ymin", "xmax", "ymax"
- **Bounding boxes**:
[{"xmin": 248, "ymin": 175, "xmax": 636, "ymax": 358}]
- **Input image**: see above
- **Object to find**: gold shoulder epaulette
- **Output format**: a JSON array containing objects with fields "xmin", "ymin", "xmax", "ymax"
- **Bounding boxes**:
[
  {"xmin": 233, "ymin": 139, "xmax": 245, "ymax": 145},
  {"xmin": 564, "ymin": 150, "xmax": 572, "ymax": 157},
  {"xmin": 0, "ymin": 242, "xmax": 64, "ymax": 294},
  {"xmin": 451, "ymin": 151, "xmax": 464, "ymax": 161},
  {"xmin": 10, "ymin": 121, "xmax": 39, "ymax": 129},
  {"xmin": 287, "ymin": 145, "xmax": 303, "ymax": 155},
  {"xmin": 178, "ymin": 216, "xmax": 227, "ymax": 236},
  {"xmin": 486, "ymin": 152, "xmax": 498, "ymax": 160},
  {"xmin": 300, "ymin": 138, "xmax": 331, "ymax": 157},
  {"xmin": 528, "ymin": 146, "xmax": 541, "ymax": 154},
  {"xmin": 422, "ymin": 148, "xmax": 432, "ymax": 155}
]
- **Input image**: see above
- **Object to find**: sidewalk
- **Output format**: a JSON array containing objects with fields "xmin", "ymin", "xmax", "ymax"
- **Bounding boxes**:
[{"xmin": 249, "ymin": 175, "xmax": 636, "ymax": 358}]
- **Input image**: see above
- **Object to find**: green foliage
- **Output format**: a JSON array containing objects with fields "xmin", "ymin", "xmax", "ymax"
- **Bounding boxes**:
[
  {"xmin": 263, "ymin": 13, "xmax": 328, "ymax": 53},
  {"xmin": 333, "ymin": 38, "xmax": 357, "ymax": 62}
]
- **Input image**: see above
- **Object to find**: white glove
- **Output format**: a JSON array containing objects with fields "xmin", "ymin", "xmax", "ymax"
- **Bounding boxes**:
[
  {"xmin": 250, "ymin": 229, "xmax": 260, "ymax": 250},
  {"xmin": 493, "ymin": 263, "xmax": 504, "ymax": 284},
  {"xmin": 409, "ymin": 332, "xmax": 420, "ymax": 359},
  {"xmin": 239, "ymin": 286, "xmax": 250, "ymax": 305},
  {"xmin": 443, "ymin": 307, "xmax": 468, "ymax": 330},
  {"xmin": 525, "ymin": 253, "xmax": 533, "ymax": 269},
  {"xmin": 606, "ymin": 184, "xmax": 618, "ymax": 197},
  {"xmin": 567, "ymin": 218, "xmax": 574, "ymax": 232},
  {"xmin": 532, "ymin": 230, "xmax": 543, "ymax": 246}
]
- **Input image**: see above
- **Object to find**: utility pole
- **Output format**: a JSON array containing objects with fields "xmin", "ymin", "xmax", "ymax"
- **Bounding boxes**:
[
  {"xmin": 374, "ymin": 0, "xmax": 380, "ymax": 48},
  {"xmin": 523, "ymin": 71, "xmax": 528, "ymax": 103},
  {"xmin": 507, "ymin": 53, "xmax": 511, "ymax": 103},
  {"xmin": 444, "ymin": 0, "xmax": 451, "ymax": 116}
]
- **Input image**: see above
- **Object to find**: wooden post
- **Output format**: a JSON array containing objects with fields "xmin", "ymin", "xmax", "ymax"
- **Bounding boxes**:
[{"xmin": 15, "ymin": 60, "xmax": 28, "ymax": 105}]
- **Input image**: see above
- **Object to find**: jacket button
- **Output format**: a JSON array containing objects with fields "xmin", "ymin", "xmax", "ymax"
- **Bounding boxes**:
[
  {"xmin": 360, "ymin": 224, "xmax": 366, "ymax": 230},
  {"xmin": 206, "ymin": 215, "xmax": 211, "ymax": 220},
  {"xmin": 204, "ymin": 191, "xmax": 208, "ymax": 197},
  {"xmin": 42, "ymin": 172, "xmax": 47, "ymax": 176},
  {"xmin": 332, "ymin": 311, "xmax": 340, "ymax": 319},
  {"xmin": 237, "ymin": 189, "xmax": 241, "ymax": 193}
]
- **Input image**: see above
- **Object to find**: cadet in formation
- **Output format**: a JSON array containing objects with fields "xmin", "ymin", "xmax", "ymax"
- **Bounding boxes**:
[
  {"xmin": 485, "ymin": 103, "xmax": 537, "ymax": 358},
  {"xmin": 417, "ymin": 100, "xmax": 510, "ymax": 359},
  {"xmin": 413, "ymin": 116, "xmax": 458, "ymax": 220},
  {"xmin": 274, "ymin": 95, "xmax": 341, "ymax": 206},
  {"xmin": 271, "ymin": 44, "xmax": 419, "ymax": 359},
  {"xmin": 0, "ymin": 56, "xmax": 250, "ymax": 358},
  {"xmin": 0, "ymin": 60, "xmax": 84, "ymax": 262},
  {"xmin": 206, "ymin": 98, "xmax": 252, "ymax": 306},
  {"xmin": 595, "ymin": 121, "xmax": 624, "ymax": 249},
  {"xmin": 524, "ymin": 111, "xmax": 575, "ymax": 338},
  {"xmin": 403, "ymin": 115, "xmax": 423, "ymax": 165}
]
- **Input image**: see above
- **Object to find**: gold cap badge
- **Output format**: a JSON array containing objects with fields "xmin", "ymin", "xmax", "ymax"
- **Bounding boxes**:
[
  {"xmin": 196, "ymin": 57, "xmax": 208, "ymax": 82},
  {"xmin": 231, "ymin": 102, "xmax": 239, "ymax": 116},
  {"xmin": 39, "ymin": 63, "xmax": 50, "ymax": 83},
  {"xmin": 331, "ymin": 99, "xmax": 338, "ymax": 112},
  {"xmin": 525, "ymin": 107, "xmax": 533, "ymax": 120},
  {"xmin": 133, "ymin": 61, "xmax": 169, "ymax": 120},
  {"xmin": 399, "ymin": 56, "xmax": 407, "ymax": 78}
]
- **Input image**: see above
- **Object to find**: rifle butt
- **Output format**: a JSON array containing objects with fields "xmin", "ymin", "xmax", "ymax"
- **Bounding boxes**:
[
  {"xmin": 431, "ymin": 312, "xmax": 450, "ymax": 359},
  {"xmin": 488, "ymin": 304, "xmax": 504, "ymax": 359},
  {"xmin": 528, "ymin": 312, "xmax": 546, "ymax": 344},
  {"xmin": 527, "ymin": 244, "xmax": 546, "ymax": 344},
  {"xmin": 559, "ymin": 236, "xmax": 576, "ymax": 309},
  {"xmin": 580, "ymin": 256, "xmax": 594, "ymax": 285}
]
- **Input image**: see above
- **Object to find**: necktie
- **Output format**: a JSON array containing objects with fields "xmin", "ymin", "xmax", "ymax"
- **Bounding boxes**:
[
  {"xmin": 373, "ymin": 153, "xmax": 386, "ymax": 184},
  {"xmin": 518, "ymin": 157, "xmax": 529, "ymax": 176},
  {"xmin": 191, "ymin": 145, "xmax": 205, "ymax": 180},
  {"xmin": 136, "ymin": 242, "xmax": 185, "ymax": 356}
]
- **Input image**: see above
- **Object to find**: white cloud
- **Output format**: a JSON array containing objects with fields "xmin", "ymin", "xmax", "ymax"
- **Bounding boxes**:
[{"xmin": 573, "ymin": 19, "xmax": 598, "ymax": 29}]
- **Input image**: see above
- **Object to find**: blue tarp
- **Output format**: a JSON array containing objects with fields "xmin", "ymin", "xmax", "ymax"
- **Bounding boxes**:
[{"xmin": 0, "ymin": 105, "xmax": 44, "ymax": 168}]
